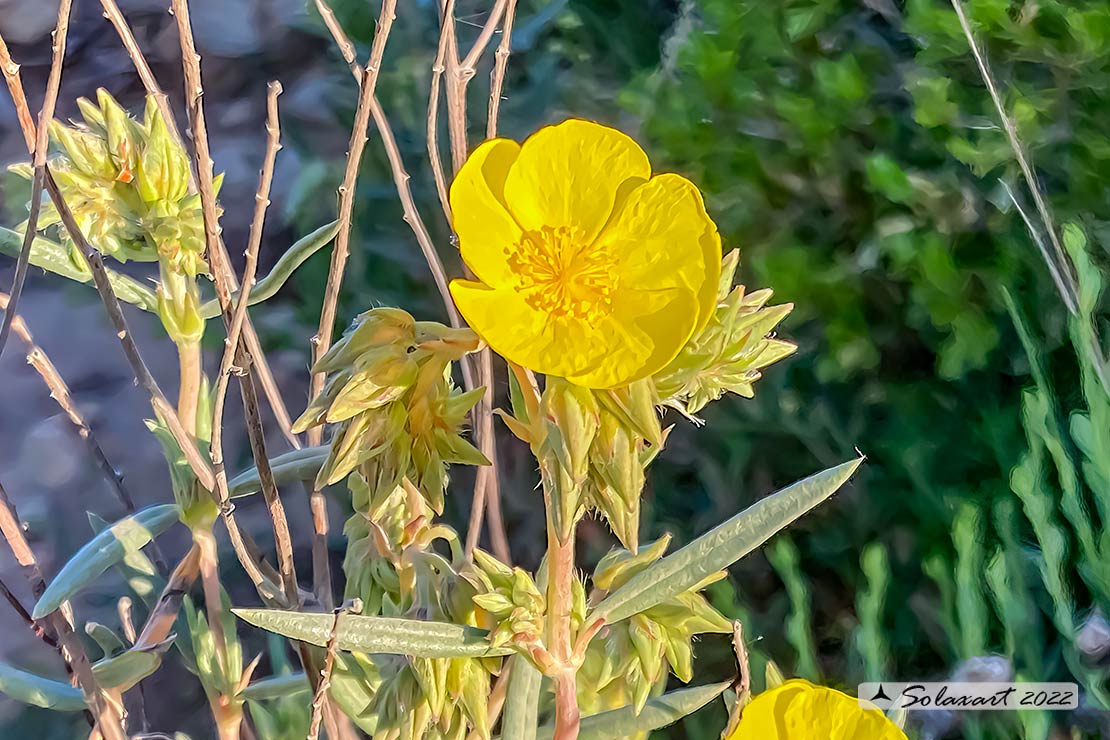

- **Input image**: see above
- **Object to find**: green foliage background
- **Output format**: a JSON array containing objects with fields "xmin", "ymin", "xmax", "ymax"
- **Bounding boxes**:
[{"xmin": 291, "ymin": 0, "xmax": 1110, "ymax": 736}]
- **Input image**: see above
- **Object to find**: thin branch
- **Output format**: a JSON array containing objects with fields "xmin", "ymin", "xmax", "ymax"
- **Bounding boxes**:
[
  {"xmin": 0, "ymin": 34, "xmax": 35, "ymax": 151},
  {"xmin": 206, "ymin": 83, "xmax": 287, "ymax": 607},
  {"xmin": 0, "ymin": 0, "xmax": 71, "ymax": 362},
  {"xmin": 434, "ymin": 1, "xmax": 510, "ymax": 564},
  {"xmin": 0, "ymin": 576, "xmax": 57, "ymax": 648},
  {"xmin": 428, "ymin": 0, "xmax": 458, "ymax": 222},
  {"xmin": 371, "ymin": 98, "xmax": 464, "ymax": 334},
  {"xmin": 0, "ymin": 478, "xmax": 124, "ymax": 739},
  {"xmin": 102, "ymin": 0, "xmax": 298, "ymax": 441},
  {"xmin": 0, "ymin": 293, "xmax": 137, "ymax": 515},
  {"xmin": 459, "ymin": 0, "xmax": 509, "ymax": 73},
  {"xmin": 486, "ymin": 0, "xmax": 518, "ymax": 138},
  {"xmin": 307, "ymin": 604, "xmax": 350, "ymax": 740},
  {"xmin": 310, "ymin": 0, "xmax": 398, "ymax": 413},
  {"xmin": 98, "ymin": 0, "xmax": 180, "ymax": 146}
]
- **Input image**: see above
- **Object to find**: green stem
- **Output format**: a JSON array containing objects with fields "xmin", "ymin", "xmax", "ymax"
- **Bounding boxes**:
[
  {"xmin": 546, "ymin": 495, "xmax": 580, "ymax": 740},
  {"xmin": 177, "ymin": 341, "xmax": 201, "ymax": 435}
]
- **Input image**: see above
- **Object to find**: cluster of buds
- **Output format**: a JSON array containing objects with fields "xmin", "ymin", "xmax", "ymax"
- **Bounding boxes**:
[
  {"xmin": 465, "ymin": 549, "xmax": 547, "ymax": 649},
  {"xmin": 296, "ymin": 306, "xmax": 497, "ymax": 738},
  {"xmin": 579, "ymin": 536, "xmax": 732, "ymax": 716},
  {"xmin": 293, "ymin": 308, "xmax": 487, "ymax": 514},
  {"xmin": 654, "ymin": 249, "xmax": 796, "ymax": 416},
  {"xmin": 13, "ymin": 91, "xmax": 213, "ymax": 345}
]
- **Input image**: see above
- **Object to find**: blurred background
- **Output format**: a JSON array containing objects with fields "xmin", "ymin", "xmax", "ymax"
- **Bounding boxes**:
[{"xmin": 2, "ymin": 0, "xmax": 1110, "ymax": 737}]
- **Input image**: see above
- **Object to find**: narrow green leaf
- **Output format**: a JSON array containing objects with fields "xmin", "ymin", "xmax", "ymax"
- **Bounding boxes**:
[
  {"xmin": 91, "ymin": 647, "xmax": 164, "ymax": 691},
  {"xmin": 595, "ymin": 458, "xmax": 863, "ymax": 624},
  {"xmin": 0, "ymin": 226, "xmax": 159, "ymax": 311},
  {"xmin": 89, "ymin": 511, "xmax": 162, "ymax": 604},
  {"xmin": 0, "ymin": 662, "xmax": 84, "ymax": 711},
  {"xmin": 535, "ymin": 682, "xmax": 729, "ymax": 740},
  {"xmin": 240, "ymin": 672, "xmax": 311, "ymax": 701},
  {"xmin": 85, "ymin": 621, "xmax": 126, "ymax": 658},
  {"xmin": 228, "ymin": 445, "xmax": 329, "ymax": 498},
  {"xmin": 233, "ymin": 609, "xmax": 514, "ymax": 659},
  {"xmin": 199, "ymin": 221, "xmax": 340, "ymax": 319},
  {"xmin": 33, "ymin": 504, "xmax": 181, "ymax": 619},
  {"xmin": 501, "ymin": 656, "xmax": 542, "ymax": 740}
]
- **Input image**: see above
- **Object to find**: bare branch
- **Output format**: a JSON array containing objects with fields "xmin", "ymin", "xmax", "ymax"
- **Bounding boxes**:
[
  {"xmin": 0, "ymin": 292, "xmax": 136, "ymax": 515},
  {"xmin": 486, "ymin": 0, "xmax": 518, "ymax": 138},
  {"xmin": 0, "ymin": 27, "xmax": 216, "ymax": 492},
  {"xmin": 0, "ymin": 478, "xmax": 125, "ymax": 739},
  {"xmin": 428, "ymin": 0, "xmax": 458, "ymax": 221},
  {"xmin": 311, "ymin": 0, "xmax": 398, "ymax": 412},
  {"xmin": 307, "ymin": 604, "xmax": 352, "ymax": 740},
  {"xmin": 206, "ymin": 82, "xmax": 288, "ymax": 606},
  {"xmin": 0, "ymin": 0, "xmax": 72, "ymax": 363},
  {"xmin": 102, "ymin": 0, "xmax": 298, "ymax": 440},
  {"xmin": 459, "ymin": 0, "xmax": 510, "ymax": 73}
]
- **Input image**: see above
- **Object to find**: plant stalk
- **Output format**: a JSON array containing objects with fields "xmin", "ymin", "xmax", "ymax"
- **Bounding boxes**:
[
  {"xmin": 177, "ymin": 340, "xmax": 202, "ymax": 435},
  {"xmin": 547, "ymin": 511, "xmax": 580, "ymax": 740}
]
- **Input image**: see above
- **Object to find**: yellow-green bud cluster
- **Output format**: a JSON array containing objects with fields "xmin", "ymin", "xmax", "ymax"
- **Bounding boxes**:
[
  {"xmin": 465, "ymin": 549, "xmax": 548, "ymax": 650},
  {"xmin": 579, "ymin": 536, "xmax": 732, "ymax": 716},
  {"xmin": 361, "ymin": 652, "xmax": 492, "ymax": 740},
  {"xmin": 654, "ymin": 250, "xmax": 796, "ymax": 415},
  {"xmin": 293, "ymin": 307, "xmax": 487, "ymax": 514},
  {"xmin": 16, "ymin": 90, "xmax": 210, "ymax": 275}
]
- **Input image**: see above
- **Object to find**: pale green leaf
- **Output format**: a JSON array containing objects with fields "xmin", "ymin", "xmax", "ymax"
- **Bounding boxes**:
[
  {"xmin": 534, "ymin": 682, "xmax": 729, "ymax": 740},
  {"xmin": 0, "ymin": 662, "xmax": 84, "ymax": 711},
  {"xmin": 501, "ymin": 656, "xmax": 542, "ymax": 740},
  {"xmin": 594, "ymin": 458, "xmax": 863, "ymax": 624},
  {"xmin": 233, "ymin": 609, "xmax": 514, "ymax": 659},
  {"xmin": 228, "ymin": 445, "xmax": 329, "ymax": 498},
  {"xmin": 240, "ymin": 672, "xmax": 311, "ymax": 701},
  {"xmin": 0, "ymin": 226, "xmax": 159, "ymax": 311},
  {"xmin": 91, "ymin": 647, "xmax": 163, "ymax": 691},
  {"xmin": 33, "ymin": 504, "xmax": 181, "ymax": 619},
  {"xmin": 199, "ymin": 221, "xmax": 340, "ymax": 319}
]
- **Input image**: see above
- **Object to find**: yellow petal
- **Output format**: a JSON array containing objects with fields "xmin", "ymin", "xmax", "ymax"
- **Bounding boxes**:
[
  {"xmin": 502, "ymin": 119, "xmax": 650, "ymax": 243},
  {"xmin": 450, "ymin": 279, "xmax": 698, "ymax": 389},
  {"xmin": 596, "ymin": 172, "xmax": 722, "ymax": 334},
  {"xmin": 449, "ymin": 138, "xmax": 523, "ymax": 287},
  {"xmin": 728, "ymin": 680, "xmax": 908, "ymax": 740}
]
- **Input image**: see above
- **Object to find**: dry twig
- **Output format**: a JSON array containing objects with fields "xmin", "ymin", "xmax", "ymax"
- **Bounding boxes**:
[{"xmin": 0, "ymin": 0, "xmax": 71, "ymax": 362}]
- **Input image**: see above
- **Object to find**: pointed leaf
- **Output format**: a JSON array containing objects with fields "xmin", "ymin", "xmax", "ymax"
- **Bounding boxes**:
[
  {"xmin": 200, "ymin": 221, "xmax": 340, "ymax": 319},
  {"xmin": 594, "ymin": 458, "xmax": 863, "ymax": 624},
  {"xmin": 233, "ymin": 609, "xmax": 514, "ymax": 659},
  {"xmin": 229, "ymin": 446, "xmax": 329, "ymax": 498},
  {"xmin": 0, "ymin": 663, "xmax": 85, "ymax": 711},
  {"xmin": 0, "ymin": 226, "xmax": 159, "ymax": 311},
  {"xmin": 534, "ymin": 682, "xmax": 729, "ymax": 740},
  {"xmin": 91, "ymin": 646, "xmax": 164, "ymax": 690},
  {"xmin": 501, "ymin": 656, "xmax": 542, "ymax": 740},
  {"xmin": 33, "ymin": 504, "xmax": 181, "ymax": 619},
  {"xmin": 240, "ymin": 672, "xmax": 311, "ymax": 701}
]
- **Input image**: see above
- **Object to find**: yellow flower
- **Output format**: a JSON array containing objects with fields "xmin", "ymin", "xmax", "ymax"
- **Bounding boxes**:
[
  {"xmin": 448, "ymin": 119, "xmax": 721, "ymax": 389},
  {"xmin": 727, "ymin": 680, "xmax": 907, "ymax": 740}
]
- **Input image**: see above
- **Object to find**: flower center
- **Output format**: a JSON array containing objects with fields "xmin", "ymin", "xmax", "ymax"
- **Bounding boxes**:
[{"xmin": 506, "ymin": 225, "xmax": 616, "ymax": 320}]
